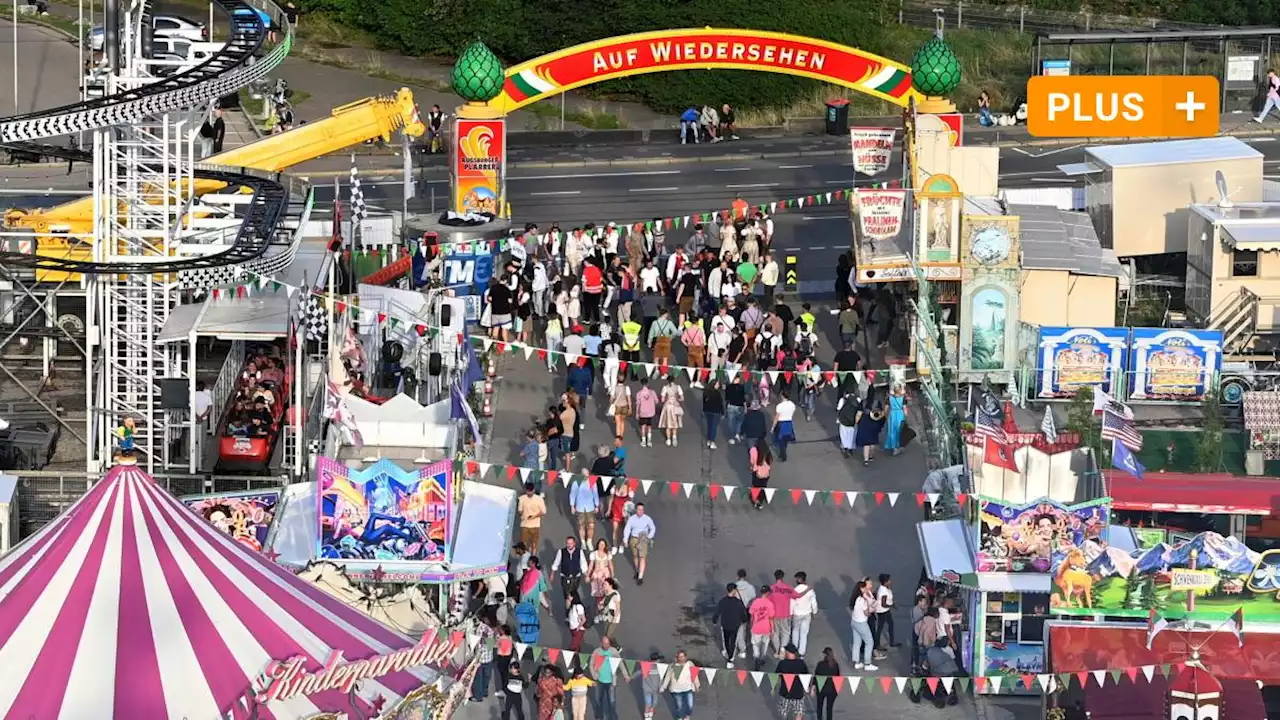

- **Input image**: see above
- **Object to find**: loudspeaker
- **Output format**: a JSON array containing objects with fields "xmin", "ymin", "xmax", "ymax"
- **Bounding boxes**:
[
  {"xmin": 428, "ymin": 352, "xmax": 442, "ymax": 376},
  {"xmin": 382, "ymin": 341, "xmax": 403, "ymax": 363},
  {"xmin": 157, "ymin": 379, "xmax": 189, "ymax": 410},
  {"xmin": 439, "ymin": 303, "xmax": 451, "ymax": 327}
]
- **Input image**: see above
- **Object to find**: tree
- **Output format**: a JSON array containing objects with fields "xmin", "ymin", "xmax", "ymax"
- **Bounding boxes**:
[
  {"xmin": 1121, "ymin": 566, "xmax": 1140, "ymax": 609},
  {"xmin": 1065, "ymin": 387, "xmax": 1104, "ymax": 463},
  {"xmin": 1195, "ymin": 390, "xmax": 1224, "ymax": 472},
  {"xmin": 1141, "ymin": 574, "xmax": 1160, "ymax": 612}
]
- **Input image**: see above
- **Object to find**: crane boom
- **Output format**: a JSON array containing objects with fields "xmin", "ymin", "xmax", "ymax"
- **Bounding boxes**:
[{"xmin": 5, "ymin": 88, "xmax": 425, "ymax": 235}]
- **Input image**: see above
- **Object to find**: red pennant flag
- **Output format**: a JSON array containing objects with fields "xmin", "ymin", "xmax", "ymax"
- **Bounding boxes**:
[
  {"xmin": 537, "ymin": 349, "xmax": 548, "ymax": 361},
  {"xmin": 866, "ymin": 369, "xmax": 877, "ymax": 383},
  {"xmin": 450, "ymin": 630, "xmax": 464, "ymax": 647},
  {"xmin": 640, "ymin": 660, "xmax": 653, "ymax": 675},
  {"xmin": 495, "ymin": 342, "xmax": 507, "ymax": 354},
  {"xmin": 750, "ymin": 488, "xmax": 762, "ymax": 503},
  {"xmin": 830, "ymin": 490, "xmax": 845, "ymax": 505},
  {"xmin": 497, "ymin": 636, "xmax": 513, "ymax": 654},
  {"xmin": 741, "ymin": 370, "xmax": 751, "ymax": 382},
  {"xmin": 956, "ymin": 493, "xmax": 968, "ymax": 505},
  {"xmin": 736, "ymin": 670, "xmax": 747, "ymax": 685},
  {"xmin": 546, "ymin": 648, "xmax": 561, "ymax": 665},
  {"xmin": 377, "ymin": 312, "xmax": 387, "ymax": 324},
  {"xmin": 415, "ymin": 324, "xmax": 427, "ymax": 336},
  {"xmin": 506, "ymin": 466, "xmax": 518, "ymax": 481},
  {"xmin": 619, "ymin": 361, "xmax": 628, "ymax": 373},
  {"xmin": 628, "ymin": 477, "xmax": 641, "ymax": 491},
  {"xmin": 781, "ymin": 674, "xmax": 796, "ymax": 690},
  {"xmin": 546, "ymin": 470, "xmax": 559, "ymax": 485},
  {"xmin": 974, "ymin": 676, "xmax": 987, "ymax": 693},
  {"xmin": 915, "ymin": 493, "xmax": 927, "ymax": 507},
  {"xmin": 1021, "ymin": 674, "xmax": 1036, "ymax": 690},
  {"xmin": 669, "ymin": 481, "xmax": 680, "ymax": 495},
  {"xmin": 1124, "ymin": 667, "xmax": 1138, "ymax": 683},
  {"xmin": 783, "ymin": 371, "xmax": 794, "ymax": 383},
  {"xmin": 790, "ymin": 489, "xmax": 803, "ymax": 504},
  {"xmin": 577, "ymin": 356, "xmax": 588, "ymax": 367},
  {"xmin": 878, "ymin": 677, "xmax": 893, "ymax": 693},
  {"xmin": 874, "ymin": 492, "xmax": 886, "ymax": 505},
  {"xmin": 823, "ymin": 371, "xmax": 836, "ymax": 385},
  {"xmin": 466, "ymin": 461, "xmax": 478, "ymax": 475},
  {"xmin": 1076, "ymin": 671, "xmax": 1088, "ymax": 688},
  {"xmin": 708, "ymin": 484, "xmax": 721, "ymax": 500},
  {"xmin": 665, "ymin": 218, "xmax": 673, "ymax": 229},
  {"xmin": 831, "ymin": 675, "xmax": 845, "ymax": 693},
  {"xmin": 925, "ymin": 677, "xmax": 940, "ymax": 693},
  {"xmin": 699, "ymin": 368, "xmax": 711, "ymax": 383},
  {"xmin": 335, "ymin": 301, "xmax": 346, "ymax": 315}
]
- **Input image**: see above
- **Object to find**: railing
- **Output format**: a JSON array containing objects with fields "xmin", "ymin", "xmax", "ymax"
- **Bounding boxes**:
[
  {"xmin": 893, "ymin": 0, "xmax": 1216, "ymax": 34},
  {"xmin": 11, "ymin": 469, "xmax": 287, "ymax": 537},
  {"xmin": 211, "ymin": 339, "xmax": 246, "ymax": 433}
]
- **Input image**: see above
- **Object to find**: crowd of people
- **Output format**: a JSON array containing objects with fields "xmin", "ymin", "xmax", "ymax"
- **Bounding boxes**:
[
  {"xmin": 222, "ymin": 345, "xmax": 286, "ymax": 438},
  {"xmin": 678, "ymin": 104, "xmax": 739, "ymax": 144}
]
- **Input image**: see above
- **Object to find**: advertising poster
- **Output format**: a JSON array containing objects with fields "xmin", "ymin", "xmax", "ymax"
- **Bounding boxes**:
[
  {"xmin": 850, "ymin": 127, "xmax": 897, "ymax": 176},
  {"xmin": 182, "ymin": 490, "xmax": 281, "ymax": 552},
  {"xmin": 317, "ymin": 457, "xmax": 452, "ymax": 564},
  {"xmin": 1035, "ymin": 326, "xmax": 1129, "ymax": 398},
  {"xmin": 976, "ymin": 497, "xmax": 1108, "ymax": 573},
  {"xmin": 1051, "ymin": 531, "xmax": 1280, "ymax": 622},
  {"xmin": 453, "ymin": 117, "xmax": 505, "ymax": 215},
  {"xmin": 854, "ymin": 189, "xmax": 907, "ymax": 240},
  {"xmin": 442, "ymin": 243, "xmax": 497, "ymax": 297},
  {"xmin": 1127, "ymin": 328, "xmax": 1223, "ymax": 401}
]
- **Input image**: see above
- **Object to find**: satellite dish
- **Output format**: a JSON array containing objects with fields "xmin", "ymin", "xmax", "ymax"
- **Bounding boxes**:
[{"xmin": 1216, "ymin": 170, "xmax": 1234, "ymax": 209}]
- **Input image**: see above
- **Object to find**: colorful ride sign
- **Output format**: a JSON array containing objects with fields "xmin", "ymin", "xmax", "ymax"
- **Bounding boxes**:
[
  {"xmin": 494, "ymin": 29, "xmax": 919, "ymax": 114},
  {"xmin": 452, "ymin": 114, "xmax": 506, "ymax": 216}
]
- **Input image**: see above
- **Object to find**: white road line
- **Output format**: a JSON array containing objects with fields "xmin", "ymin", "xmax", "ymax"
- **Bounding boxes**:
[
  {"xmin": 628, "ymin": 187, "xmax": 680, "ymax": 192},
  {"xmin": 809, "ymin": 245, "xmax": 830, "ymax": 250},
  {"xmin": 824, "ymin": 179, "xmax": 853, "ymax": 185},
  {"xmin": 726, "ymin": 182, "xmax": 778, "ymax": 188},
  {"xmin": 511, "ymin": 170, "xmax": 681, "ymax": 180},
  {"xmin": 1249, "ymin": 137, "xmax": 1277, "ymax": 143},
  {"xmin": 714, "ymin": 167, "xmax": 751, "ymax": 172},
  {"xmin": 801, "ymin": 216, "xmax": 845, "ymax": 221},
  {"xmin": 778, "ymin": 164, "xmax": 813, "ymax": 169},
  {"xmin": 530, "ymin": 190, "xmax": 581, "ymax": 196}
]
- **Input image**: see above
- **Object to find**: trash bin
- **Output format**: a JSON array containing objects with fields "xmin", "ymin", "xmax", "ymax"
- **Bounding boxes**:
[{"xmin": 825, "ymin": 98, "xmax": 850, "ymax": 136}]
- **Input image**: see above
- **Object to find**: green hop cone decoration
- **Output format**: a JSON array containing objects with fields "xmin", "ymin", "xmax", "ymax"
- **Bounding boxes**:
[
  {"xmin": 452, "ymin": 41, "xmax": 505, "ymax": 103},
  {"xmin": 911, "ymin": 36, "xmax": 961, "ymax": 98}
]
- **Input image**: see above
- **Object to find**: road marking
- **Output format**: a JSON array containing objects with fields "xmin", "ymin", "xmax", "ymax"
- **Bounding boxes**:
[
  {"xmin": 726, "ymin": 182, "xmax": 778, "ymax": 189},
  {"xmin": 801, "ymin": 216, "xmax": 845, "ymax": 221},
  {"xmin": 778, "ymin": 164, "xmax": 813, "ymax": 169},
  {"xmin": 530, "ymin": 190, "xmax": 581, "ymax": 196},
  {"xmin": 628, "ymin": 187, "xmax": 680, "ymax": 192},
  {"xmin": 1249, "ymin": 137, "xmax": 1277, "ymax": 143},
  {"xmin": 714, "ymin": 167, "xmax": 751, "ymax": 172},
  {"xmin": 808, "ymin": 245, "xmax": 830, "ymax": 250},
  {"xmin": 512, "ymin": 170, "xmax": 681, "ymax": 180},
  {"xmin": 824, "ymin": 179, "xmax": 853, "ymax": 185},
  {"xmin": 1009, "ymin": 145, "xmax": 1081, "ymax": 157}
]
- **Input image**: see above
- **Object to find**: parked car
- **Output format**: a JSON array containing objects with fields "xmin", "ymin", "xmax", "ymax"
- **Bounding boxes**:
[{"xmin": 86, "ymin": 14, "xmax": 205, "ymax": 51}]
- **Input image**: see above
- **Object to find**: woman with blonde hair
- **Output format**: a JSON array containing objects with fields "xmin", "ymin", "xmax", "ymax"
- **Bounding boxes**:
[
  {"xmin": 657, "ymin": 375, "xmax": 685, "ymax": 447},
  {"xmin": 609, "ymin": 377, "xmax": 632, "ymax": 440},
  {"xmin": 560, "ymin": 391, "xmax": 581, "ymax": 473}
]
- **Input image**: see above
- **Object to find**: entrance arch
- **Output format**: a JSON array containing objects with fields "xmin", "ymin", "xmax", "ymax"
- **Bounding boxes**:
[{"xmin": 494, "ymin": 28, "xmax": 919, "ymax": 114}]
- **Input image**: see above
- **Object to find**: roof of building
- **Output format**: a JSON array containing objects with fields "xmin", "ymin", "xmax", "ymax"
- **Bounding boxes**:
[
  {"xmin": 1087, "ymin": 137, "xmax": 1262, "ymax": 168},
  {"xmin": 1011, "ymin": 203, "xmax": 1126, "ymax": 278},
  {"xmin": 1102, "ymin": 469, "xmax": 1280, "ymax": 515}
]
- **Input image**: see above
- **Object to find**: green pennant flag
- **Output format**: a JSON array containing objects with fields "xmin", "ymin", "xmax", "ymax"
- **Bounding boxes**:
[
  {"xmin": 531, "ymin": 646, "xmax": 544, "ymax": 660},
  {"xmin": 624, "ymin": 659, "xmax": 637, "ymax": 673},
  {"xmin": 957, "ymin": 677, "xmax": 971, "ymax": 690},
  {"xmin": 817, "ymin": 676, "xmax": 829, "ymax": 691},
  {"xmin": 908, "ymin": 677, "xmax": 923, "ymax": 691},
  {"xmin": 1109, "ymin": 669, "xmax": 1123, "ymax": 683},
  {"xmin": 272, "ymin": 281, "xmax": 281, "ymax": 292},
  {"xmin": 1160, "ymin": 664, "xmax": 1172, "ymax": 677},
  {"xmin": 1059, "ymin": 673, "xmax": 1073, "ymax": 688},
  {"xmin": 818, "ymin": 490, "xmax": 831, "ymax": 505},
  {"xmin": 485, "ymin": 636, "xmax": 496, "ymax": 649},
  {"xmin": 390, "ymin": 317, "xmax": 400, "ymax": 328}
]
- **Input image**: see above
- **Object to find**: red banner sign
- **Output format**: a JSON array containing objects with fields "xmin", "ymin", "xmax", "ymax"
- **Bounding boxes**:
[{"xmin": 453, "ymin": 117, "xmax": 505, "ymax": 215}]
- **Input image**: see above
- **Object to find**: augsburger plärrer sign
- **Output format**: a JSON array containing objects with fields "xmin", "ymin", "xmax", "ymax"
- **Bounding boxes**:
[{"xmin": 850, "ymin": 127, "xmax": 897, "ymax": 176}]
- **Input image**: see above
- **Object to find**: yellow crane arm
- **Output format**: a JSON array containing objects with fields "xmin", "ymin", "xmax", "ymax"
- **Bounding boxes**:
[{"xmin": 5, "ymin": 88, "xmax": 426, "ymax": 234}]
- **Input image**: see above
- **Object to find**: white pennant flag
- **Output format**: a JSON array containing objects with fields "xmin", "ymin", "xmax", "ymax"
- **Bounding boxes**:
[
  {"xmin": 886, "ymin": 492, "xmax": 900, "ymax": 507},
  {"xmin": 750, "ymin": 671, "xmax": 765, "ymax": 687},
  {"xmin": 989, "ymin": 676, "xmax": 1004, "ymax": 693},
  {"xmin": 514, "ymin": 642, "xmax": 528, "ymax": 659},
  {"xmin": 482, "ymin": 338, "xmax": 493, "ymax": 351},
  {"xmin": 803, "ymin": 489, "xmax": 817, "ymax": 505},
  {"xmin": 600, "ymin": 475, "xmax": 615, "ymax": 492},
  {"xmin": 565, "ymin": 353, "xmax": 580, "ymax": 367},
  {"xmin": 645, "ymin": 363, "xmax": 658, "ymax": 378},
  {"xmin": 767, "ymin": 370, "xmax": 780, "ymax": 384},
  {"xmin": 798, "ymin": 674, "xmax": 812, "ymax": 690},
  {"xmin": 763, "ymin": 488, "xmax": 777, "ymax": 503},
  {"xmin": 656, "ymin": 662, "xmax": 669, "ymax": 679},
  {"xmin": 683, "ymin": 215, "xmax": 691, "ymax": 227},
  {"xmin": 940, "ymin": 677, "xmax": 954, "ymax": 693},
  {"xmin": 608, "ymin": 657, "xmax": 623, "ymax": 672},
  {"xmin": 284, "ymin": 284, "xmax": 297, "ymax": 297},
  {"xmin": 846, "ymin": 492, "xmax": 858, "ymax": 507},
  {"xmin": 825, "ymin": 192, "xmax": 832, "ymax": 204},
  {"xmin": 682, "ymin": 482, "xmax": 695, "ymax": 498},
  {"xmin": 893, "ymin": 677, "xmax": 908, "ymax": 693},
  {"xmin": 703, "ymin": 668, "xmax": 718, "ymax": 683},
  {"xmin": 640, "ymin": 479, "xmax": 654, "ymax": 494},
  {"xmin": 522, "ymin": 345, "xmax": 534, "ymax": 360},
  {"xmin": 724, "ymin": 365, "xmax": 739, "ymax": 382},
  {"xmin": 1141, "ymin": 665, "xmax": 1155, "ymax": 682},
  {"xmin": 1038, "ymin": 674, "xmax": 1054, "ymax": 692},
  {"xmin": 466, "ymin": 632, "xmax": 481, "ymax": 651},
  {"xmin": 926, "ymin": 493, "xmax": 940, "ymax": 505},
  {"xmin": 560, "ymin": 472, "xmax": 574, "ymax": 487},
  {"xmin": 723, "ymin": 485, "xmax": 736, "ymax": 501},
  {"xmin": 478, "ymin": 462, "xmax": 493, "ymax": 477},
  {"xmin": 846, "ymin": 676, "xmax": 861, "ymax": 694},
  {"xmin": 798, "ymin": 197, "xmax": 806, "ymax": 208},
  {"xmin": 519, "ymin": 468, "xmax": 531, "ymax": 482},
  {"xmin": 1091, "ymin": 670, "xmax": 1107, "ymax": 687},
  {"xmin": 684, "ymin": 366, "xmax": 698, "ymax": 383},
  {"xmin": 562, "ymin": 651, "xmax": 576, "ymax": 666}
]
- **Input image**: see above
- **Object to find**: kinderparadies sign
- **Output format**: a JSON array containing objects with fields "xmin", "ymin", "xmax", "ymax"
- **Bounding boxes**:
[
  {"xmin": 317, "ymin": 457, "xmax": 452, "ymax": 565},
  {"xmin": 977, "ymin": 497, "xmax": 1108, "ymax": 574},
  {"xmin": 1035, "ymin": 326, "xmax": 1128, "ymax": 399},
  {"xmin": 1050, "ymin": 530, "xmax": 1280, "ymax": 621}
]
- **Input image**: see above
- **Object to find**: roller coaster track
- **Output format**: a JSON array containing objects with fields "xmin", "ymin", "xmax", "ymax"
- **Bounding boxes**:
[{"xmin": 0, "ymin": 0, "xmax": 296, "ymax": 275}]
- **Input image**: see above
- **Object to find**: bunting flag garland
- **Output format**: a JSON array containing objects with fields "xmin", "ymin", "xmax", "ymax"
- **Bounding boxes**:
[
  {"xmin": 462, "ymin": 458, "xmax": 959, "ymax": 509},
  {"xmin": 477, "ymin": 634, "xmax": 1188, "ymax": 696}
]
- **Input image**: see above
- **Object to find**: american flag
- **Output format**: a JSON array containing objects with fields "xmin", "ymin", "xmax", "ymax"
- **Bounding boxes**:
[
  {"xmin": 1101, "ymin": 409, "xmax": 1142, "ymax": 451},
  {"xmin": 973, "ymin": 408, "xmax": 1007, "ymax": 443}
]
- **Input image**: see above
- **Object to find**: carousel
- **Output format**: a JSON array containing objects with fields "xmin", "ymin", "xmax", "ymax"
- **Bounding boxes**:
[{"xmin": 0, "ymin": 465, "xmax": 478, "ymax": 719}]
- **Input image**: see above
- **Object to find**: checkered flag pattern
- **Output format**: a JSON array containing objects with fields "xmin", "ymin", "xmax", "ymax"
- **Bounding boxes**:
[
  {"xmin": 349, "ymin": 158, "xmax": 366, "ymax": 246},
  {"xmin": 301, "ymin": 293, "xmax": 328, "ymax": 342}
]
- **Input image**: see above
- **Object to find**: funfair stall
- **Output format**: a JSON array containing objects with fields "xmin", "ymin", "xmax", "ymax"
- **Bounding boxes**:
[{"xmin": 0, "ymin": 466, "xmax": 476, "ymax": 719}]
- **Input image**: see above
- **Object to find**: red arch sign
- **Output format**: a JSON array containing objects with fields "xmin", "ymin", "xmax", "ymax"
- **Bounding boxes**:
[{"xmin": 494, "ymin": 28, "xmax": 919, "ymax": 114}]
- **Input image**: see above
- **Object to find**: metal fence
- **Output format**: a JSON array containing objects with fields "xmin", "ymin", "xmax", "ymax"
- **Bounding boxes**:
[
  {"xmin": 11, "ymin": 470, "xmax": 288, "ymax": 537},
  {"xmin": 895, "ymin": 0, "xmax": 1216, "ymax": 35}
]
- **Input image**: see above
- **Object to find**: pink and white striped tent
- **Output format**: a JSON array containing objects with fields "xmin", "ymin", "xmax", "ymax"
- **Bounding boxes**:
[{"xmin": 0, "ymin": 466, "xmax": 454, "ymax": 719}]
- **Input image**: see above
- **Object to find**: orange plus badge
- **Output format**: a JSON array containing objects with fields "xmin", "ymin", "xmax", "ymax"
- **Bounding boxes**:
[{"xmin": 1027, "ymin": 75, "xmax": 1219, "ymax": 138}]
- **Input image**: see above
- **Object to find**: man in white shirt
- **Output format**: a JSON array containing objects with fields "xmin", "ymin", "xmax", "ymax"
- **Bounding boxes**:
[
  {"xmin": 603, "ymin": 221, "xmax": 620, "ymax": 256},
  {"xmin": 639, "ymin": 258, "xmax": 662, "ymax": 293},
  {"xmin": 772, "ymin": 395, "xmax": 797, "ymax": 461},
  {"xmin": 709, "ymin": 306, "xmax": 736, "ymax": 335},
  {"xmin": 789, "ymin": 571, "xmax": 818, "ymax": 656},
  {"xmin": 531, "ymin": 259, "xmax": 550, "ymax": 317},
  {"xmin": 874, "ymin": 573, "xmax": 899, "ymax": 656},
  {"xmin": 193, "ymin": 381, "xmax": 214, "ymax": 434},
  {"xmin": 759, "ymin": 253, "xmax": 780, "ymax": 306}
]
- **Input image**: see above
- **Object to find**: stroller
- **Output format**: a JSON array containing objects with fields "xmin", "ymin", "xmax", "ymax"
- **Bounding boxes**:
[{"xmin": 514, "ymin": 600, "xmax": 541, "ymax": 644}]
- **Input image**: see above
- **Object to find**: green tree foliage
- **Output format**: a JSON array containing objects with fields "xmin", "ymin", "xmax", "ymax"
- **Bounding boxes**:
[
  {"xmin": 296, "ymin": 0, "xmax": 889, "ymax": 112},
  {"xmin": 1065, "ymin": 387, "xmax": 1103, "ymax": 462},
  {"xmin": 1195, "ymin": 390, "xmax": 1224, "ymax": 472},
  {"xmin": 986, "ymin": 0, "xmax": 1280, "ymax": 25},
  {"xmin": 1141, "ymin": 574, "xmax": 1160, "ymax": 611}
]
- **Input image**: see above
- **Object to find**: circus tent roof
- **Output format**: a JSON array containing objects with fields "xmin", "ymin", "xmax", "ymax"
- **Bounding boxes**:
[{"xmin": 0, "ymin": 466, "xmax": 454, "ymax": 719}]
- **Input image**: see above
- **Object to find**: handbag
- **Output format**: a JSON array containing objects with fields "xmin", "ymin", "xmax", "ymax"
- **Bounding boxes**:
[
  {"xmin": 594, "ymin": 593, "xmax": 618, "ymax": 625},
  {"xmin": 900, "ymin": 422, "xmax": 917, "ymax": 447}
]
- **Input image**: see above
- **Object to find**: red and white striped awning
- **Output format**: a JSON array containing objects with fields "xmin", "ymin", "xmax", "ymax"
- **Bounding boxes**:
[{"xmin": 0, "ymin": 466, "xmax": 452, "ymax": 719}]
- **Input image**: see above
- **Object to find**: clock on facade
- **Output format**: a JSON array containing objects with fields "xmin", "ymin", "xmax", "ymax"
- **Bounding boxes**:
[{"xmin": 970, "ymin": 226, "xmax": 1012, "ymax": 266}]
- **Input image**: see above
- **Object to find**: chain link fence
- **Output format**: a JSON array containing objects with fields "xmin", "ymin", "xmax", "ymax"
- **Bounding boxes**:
[{"xmin": 894, "ymin": 0, "xmax": 1216, "ymax": 35}]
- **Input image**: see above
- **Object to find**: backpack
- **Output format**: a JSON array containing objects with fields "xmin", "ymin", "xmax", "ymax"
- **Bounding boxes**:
[
  {"xmin": 798, "ymin": 334, "xmax": 813, "ymax": 358},
  {"xmin": 838, "ymin": 395, "xmax": 861, "ymax": 426},
  {"xmin": 781, "ymin": 353, "xmax": 798, "ymax": 372}
]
